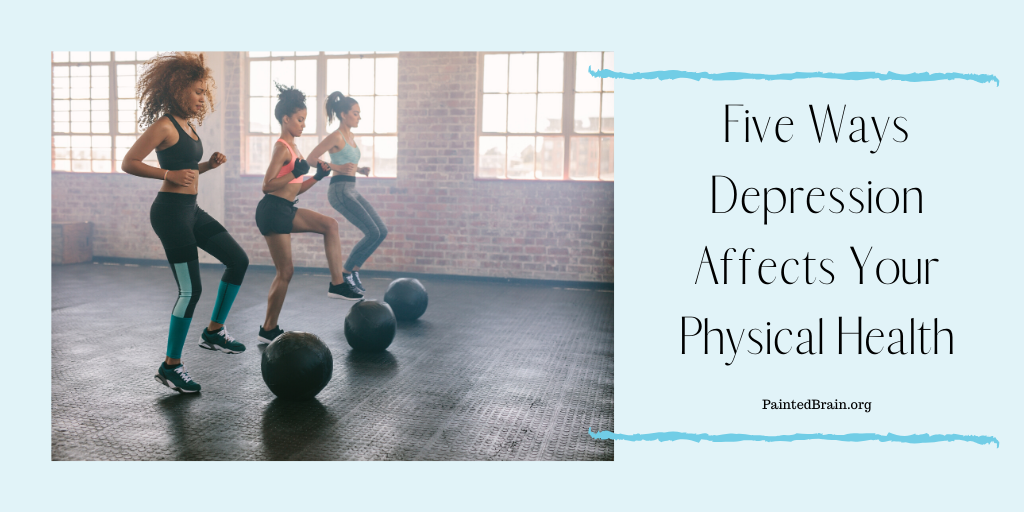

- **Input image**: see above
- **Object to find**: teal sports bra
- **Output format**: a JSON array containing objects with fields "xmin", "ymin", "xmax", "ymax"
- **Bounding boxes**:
[{"xmin": 328, "ymin": 135, "xmax": 360, "ymax": 166}]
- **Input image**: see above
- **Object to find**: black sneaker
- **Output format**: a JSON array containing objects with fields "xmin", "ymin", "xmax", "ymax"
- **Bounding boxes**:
[
  {"xmin": 329, "ymin": 276, "xmax": 364, "ymax": 300},
  {"xmin": 259, "ymin": 325, "xmax": 284, "ymax": 344},
  {"xmin": 351, "ymin": 271, "xmax": 367, "ymax": 294},
  {"xmin": 199, "ymin": 327, "xmax": 246, "ymax": 354},
  {"xmin": 155, "ymin": 363, "xmax": 201, "ymax": 393}
]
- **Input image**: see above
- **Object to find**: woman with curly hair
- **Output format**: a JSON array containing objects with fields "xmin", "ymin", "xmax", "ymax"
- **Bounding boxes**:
[
  {"xmin": 255, "ymin": 84, "xmax": 362, "ymax": 344},
  {"xmin": 305, "ymin": 92, "xmax": 387, "ymax": 297},
  {"xmin": 121, "ymin": 52, "xmax": 249, "ymax": 394}
]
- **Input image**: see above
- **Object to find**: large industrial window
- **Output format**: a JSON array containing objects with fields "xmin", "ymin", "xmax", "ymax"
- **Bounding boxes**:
[
  {"xmin": 51, "ymin": 51, "xmax": 161, "ymax": 173},
  {"xmin": 477, "ymin": 52, "xmax": 613, "ymax": 181}
]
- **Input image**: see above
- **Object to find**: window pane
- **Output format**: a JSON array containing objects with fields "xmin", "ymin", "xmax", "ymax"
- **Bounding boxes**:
[
  {"xmin": 295, "ymin": 51, "xmax": 319, "ymax": 56},
  {"xmin": 296, "ymin": 60, "xmax": 316, "ymax": 95},
  {"xmin": 354, "ymin": 136, "xmax": 373, "ymax": 169},
  {"xmin": 250, "ymin": 97, "xmax": 270, "ymax": 133},
  {"xmin": 507, "ymin": 94, "xmax": 536, "ymax": 133},
  {"xmin": 482, "ymin": 54, "xmax": 508, "ymax": 93},
  {"xmin": 569, "ymin": 137, "xmax": 599, "ymax": 180},
  {"xmin": 54, "ymin": 159, "xmax": 71, "ymax": 171},
  {"xmin": 304, "ymin": 96, "xmax": 317, "ymax": 133},
  {"xmin": 137, "ymin": 52, "xmax": 158, "ymax": 61},
  {"xmin": 270, "ymin": 59, "xmax": 294, "ymax": 91},
  {"xmin": 91, "ymin": 51, "xmax": 110, "ymax": 62},
  {"xmin": 482, "ymin": 94, "xmax": 507, "ymax": 133},
  {"xmin": 250, "ymin": 61, "xmax": 270, "ymax": 97},
  {"xmin": 248, "ymin": 135, "xmax": 272, "ymax": 175},
  {"xmin": 70, "ymin": 52, "xmax": 90, "ymax": 63},
  {"xmin": 374, "ymin": 136, "xmax": 397, "ymax": 177},
  {"xmin": 270, "ymin": 96, "xmax": 281, "ymax": 134},
  {"xmin": 72, "ymin": 160, "xmax": 90, "ymax": 172},
  {"xmin": 350, "ymin": 59, "xmax": 374, "ymax": 95},
  {"xmin": 295, "ymin": 136, "xmax": 319, "ymax": 158},
  {"xmin": 376, "ymin": 58, "xmax": 397, "ymax": 95},
  {"xmin": 249, "ymin": 51, "xmax": 270, "ymax": 58},
  {"xmin": 536, "ymin": 93, "xmax": 561, "ymax": 133},
  {"xmin": 538, "ymin": 53, "xmax": 563, "ymax": 93},
  {"xmin": 115, "ymin": 51, "xmax": 134, "ymax": 61},
  {"xmin": 602, "ymin": 52, "xmax": 615, "ymax": 91},
  {"xmin": 507, "ymin": 136, "xmax": 535, "ymax": 179},
  {"xmin": 478, "ymin": 136, "xmax": 505, "ymax": 178},
  {"xmin": 537, "ymin": 136, "xmax": 564, "ymax": 179},
  {"xmin": 271, "ymin": 51, "xmax": 295, "ymax": 57},
  {"xmin": 575, "ymin": 52, "xmax": 602, "ymax": 92},
  {"xmin": 327, "ymin": 59, "xmax": 348, "ymax": 95},
  {"xmin": 53, "ymin": 52, "xmax": 70, "ymax": 63},
  {"xmin": 508, "ymin": 53, "xmax": 537, "ymax": 93},
  {"xmin": 601, "ymin": 93, "xmax": 614, "ymax": 133},
  {"xmin": 574, "ymin": 93, "xmax": 600, "ymax": 133},
  {"xmin": 92, "ymin": 160, "xmax": 111, "ymax": 172},
  {"xmin": 600, "ymin": 136, "xmax": 614, "ymax": 181},
  {"xmin": 352, "ymin": 96, "xmax": 373, "ymax": 133},
  {"xmin": 375, "ymin": 96, "xmax": 397, "ymax": 133}
]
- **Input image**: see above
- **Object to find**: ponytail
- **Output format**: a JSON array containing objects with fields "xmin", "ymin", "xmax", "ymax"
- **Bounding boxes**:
[{"xmin": 325, "ymin": 91, "xmax": 358, "ymax": 124}]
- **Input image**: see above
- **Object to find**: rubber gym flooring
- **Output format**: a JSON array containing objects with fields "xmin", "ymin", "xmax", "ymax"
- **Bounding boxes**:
[{"xmin": 51, "ymin": 261, "xmax": 614, "ymax": 460}]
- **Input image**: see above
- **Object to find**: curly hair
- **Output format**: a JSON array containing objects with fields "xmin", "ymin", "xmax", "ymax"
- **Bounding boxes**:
[
  {"xmin": 274, "ymin": 82, "xmax": 306, "ymax": 122},
  {"xmin": 135, "ymin": 52, "xmax": 215, "ymax": 128}
]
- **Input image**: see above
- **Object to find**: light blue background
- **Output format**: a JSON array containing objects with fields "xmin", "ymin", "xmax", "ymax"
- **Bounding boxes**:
[{"xmin": 10, "ymin": 0, "xmax": 1021, "ymax": 509}]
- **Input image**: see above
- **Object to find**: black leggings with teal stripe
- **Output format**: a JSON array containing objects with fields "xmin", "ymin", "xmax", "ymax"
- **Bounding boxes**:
[{"xmin": 150, "ymin": 192, "xmax": 248, "ymax": 358}]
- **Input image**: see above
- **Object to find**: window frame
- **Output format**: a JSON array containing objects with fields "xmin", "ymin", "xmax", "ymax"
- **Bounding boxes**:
[
  {"xmin": 51, "ymin": 51, "xmax": 161, "ymax": 174},
  {"xmin": 242, "ymin": 52, "xmax": 399, "ymax": 179},
  {"xmin": 474, "ymin": 51, "xmax": 614, "ymax": 181}
]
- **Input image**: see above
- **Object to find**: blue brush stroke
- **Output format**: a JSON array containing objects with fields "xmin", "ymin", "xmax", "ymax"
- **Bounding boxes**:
[
  {"xmin": 588, "ymin": 429, "xmax": 999, "ymax": 448},
  {"xmin": 588, "ymin": 67, "xmax": 999, "ymax": 86}
]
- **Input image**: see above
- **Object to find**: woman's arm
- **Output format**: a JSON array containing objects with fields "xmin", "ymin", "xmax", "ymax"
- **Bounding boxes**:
[
  {"xmin": 304, "ymin": 132, "xmax": 338, "ymax": 166},
  {"xmin": 121, "ymin": 118, "xmax": 195, "ymax": 187},
  {"xmin": 308, "ymin": 132, "xmax": 358, "ymax": 175},
  {"xmin": 198, "ymin": 152, "xmax": 227, "ymax": 173}
]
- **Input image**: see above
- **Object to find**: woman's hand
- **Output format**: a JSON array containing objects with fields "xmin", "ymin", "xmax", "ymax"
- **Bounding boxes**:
[
  {"xmin": 357, "ymin": 167, "xmax": 370, "ymax": 176},
  {"xmin": 314, "ymin": 160, "xmax": 332, "ymax": 181},
  {"xmin": 208, "ymin": 152, "xmax": 226, "ymax": 169},
  {"xmin": 165, "ymin": 169, "xmax": 198, "ymax": 187}
]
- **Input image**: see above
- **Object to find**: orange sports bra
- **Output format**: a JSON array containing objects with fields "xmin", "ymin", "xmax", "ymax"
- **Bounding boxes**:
[{"xmin": 276, "ymin": 139, "xmax": 304, "ymax": 184}]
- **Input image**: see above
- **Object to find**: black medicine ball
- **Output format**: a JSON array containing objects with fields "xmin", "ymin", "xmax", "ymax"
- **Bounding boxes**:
[
  {"xmin": 344, "ymin": 300, "xmax": 397, "ymax": 352},
  {"xmin": 383, "ymin": 278, "xmax": 428, "ymax": 321},
  {"xmin": 261, "ymin": 331, "xmax": 334, "ymax": 401}
]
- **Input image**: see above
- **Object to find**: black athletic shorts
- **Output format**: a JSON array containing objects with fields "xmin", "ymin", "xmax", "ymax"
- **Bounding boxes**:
[{"xmin": 255, "ymin": 194, "xmax": 298, "ymax": 236}]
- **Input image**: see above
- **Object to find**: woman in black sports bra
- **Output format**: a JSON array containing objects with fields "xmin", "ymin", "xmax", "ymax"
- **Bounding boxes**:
[{"xmin": 121, "ymin": 52, "xmax": 249, "ymax": 394}]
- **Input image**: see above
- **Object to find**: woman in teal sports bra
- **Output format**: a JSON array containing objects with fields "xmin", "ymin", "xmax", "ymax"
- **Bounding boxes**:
[{"xmin": 305, "ymin": 91, "xmax": 388, "ymax": 295}]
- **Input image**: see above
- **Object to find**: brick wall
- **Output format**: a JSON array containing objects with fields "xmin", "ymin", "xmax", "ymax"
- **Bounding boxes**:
[{"xmin": 51, "ymin": 52, "xmax": 614, "ymax": 284}]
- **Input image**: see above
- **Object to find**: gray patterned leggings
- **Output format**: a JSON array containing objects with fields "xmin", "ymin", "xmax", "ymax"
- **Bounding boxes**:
[{"xmin": 328, "ymin": 180, "xmax": 388, "ymax": 271}]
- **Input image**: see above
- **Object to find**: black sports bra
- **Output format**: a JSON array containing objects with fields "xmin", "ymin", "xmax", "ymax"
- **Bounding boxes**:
[{"xmin": 156, "ymin": 115, "xmax": 203, "ymax": 171}]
